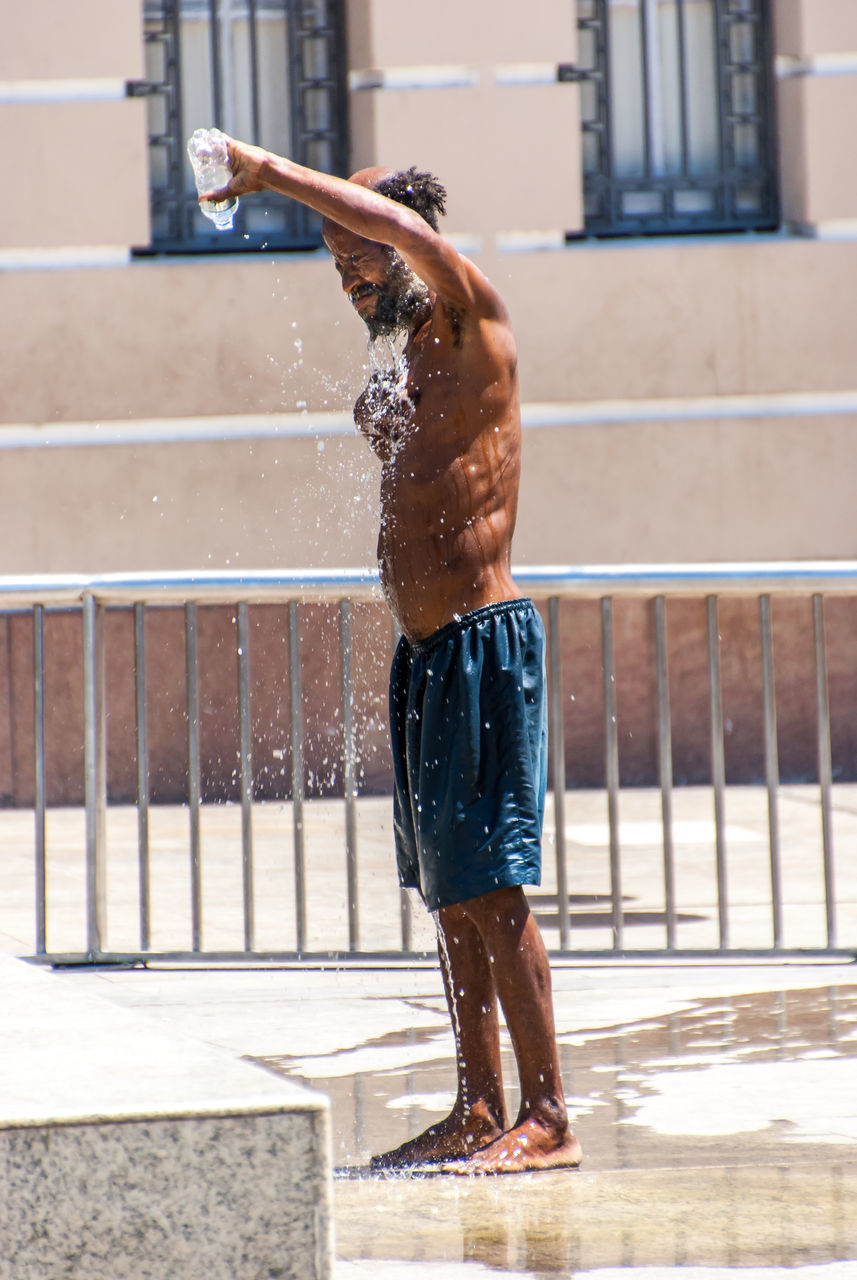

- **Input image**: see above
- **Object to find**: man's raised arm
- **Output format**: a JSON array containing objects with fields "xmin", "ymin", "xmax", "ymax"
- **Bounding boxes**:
[{"xmin": 207, "ymin": 138, "xmax": 500, "ymax": 318}]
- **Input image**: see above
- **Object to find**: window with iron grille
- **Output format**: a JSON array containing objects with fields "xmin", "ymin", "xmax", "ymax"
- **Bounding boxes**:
[
  {"xmin": 134, "ymin": 0, "xmax": 348, "ymax": 254},
  {"xmin": 568, "ymin": 0, "xmax": 779, "ymax": 236}
]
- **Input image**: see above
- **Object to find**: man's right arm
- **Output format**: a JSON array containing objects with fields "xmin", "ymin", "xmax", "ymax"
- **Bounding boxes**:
[{"xmin": 209, "ymin": 139, "xmax": 506, "ymax": 327}]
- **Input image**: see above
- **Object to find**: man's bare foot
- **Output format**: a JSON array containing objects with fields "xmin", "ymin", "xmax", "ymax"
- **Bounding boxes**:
[
  {"xmin": 440, "ymin": 1115, "xmax": 582, "ymax": 1175},
  {"xmin": 369, "ymin": 1104, "xmax": 504, "ymax": 1171}
]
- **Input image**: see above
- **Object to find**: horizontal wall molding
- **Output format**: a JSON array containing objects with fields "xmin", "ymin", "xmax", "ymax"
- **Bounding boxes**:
[
  {"xmin": 348, "ymin": 66, "xmax": 477, "ymax": 91},
  {"xmin": 496, "ymin": 230, "xmax": 567, "ymax": 252},
  {"xmin": 0, "ymin": 78, "xmax": 128, "ymax": 104},
  {"xmin": 0, "ymin": 413, "xmax": 356, "ymax": 450},
  {"xmin": 788, "ymin": 219, "xmax": 857, "ymax": 241},
  {"xmin": 0, "ymin": 247, "xmax": 132, "ymax": 271},
  {"xmin": 494, "ymin": 63, "xmax": 559, "ymax": 85},
  {"xmin": 348, "ymin": 64, "xmax": 565, "ymax": 90},
  {"xmin": 4, "ymin": 390, "xmax": 857, "ymax": 451},
  {"xmin": 776, "ymin": 53, "xmax": 857, "ymax": 79},
  {"xmin": 525, "ymin": 390, "xmax": 857, "ymax": 426}
]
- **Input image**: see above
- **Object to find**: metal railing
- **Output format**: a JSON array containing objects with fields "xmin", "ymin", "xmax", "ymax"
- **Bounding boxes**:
[{"xmin": 2, "ymin": 563, "xmax": 855, "ymax": 965}]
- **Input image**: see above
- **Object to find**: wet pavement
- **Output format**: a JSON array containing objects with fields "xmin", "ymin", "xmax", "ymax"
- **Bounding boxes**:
[
  {"xmin": 1, "ymin": 791, "xmax": 856, "ymax": 1277},
  {"xmin": 253, "ymin": 972, "xmax": 857, "ymax": 1277},
  {"xmin": 38, "ymin": 959, "xmax": 856, "ymax": 1279}
]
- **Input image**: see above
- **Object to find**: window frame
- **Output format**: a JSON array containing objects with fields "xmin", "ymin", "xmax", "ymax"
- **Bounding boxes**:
[
  {"xmin": 132, "ymin": 0, "xmax": 349, "ymax": 256},
  {"xmin": 567, "ymin": 0, "xmax": 780, "ymax": 238}
]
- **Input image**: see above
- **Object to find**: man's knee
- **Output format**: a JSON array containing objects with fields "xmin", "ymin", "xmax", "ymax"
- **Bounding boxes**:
[{"xmin": 456, "ymin": 885, "xmax": 529, "ymax": 932}]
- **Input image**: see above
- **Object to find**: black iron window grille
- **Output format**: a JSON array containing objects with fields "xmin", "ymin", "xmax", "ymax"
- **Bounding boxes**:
[
  {"xmin": 567, "ymin": 0, "xmax": 779, "ymax": 236},
  {"xmin": 133, "ymin": 0, "xmax": 348, "ymax": 254}
]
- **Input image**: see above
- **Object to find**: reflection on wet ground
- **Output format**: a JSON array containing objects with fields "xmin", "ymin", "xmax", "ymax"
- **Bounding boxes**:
[{"xmin": 256, "ymin": 984, "xmax": 857, "ymax": 1275}]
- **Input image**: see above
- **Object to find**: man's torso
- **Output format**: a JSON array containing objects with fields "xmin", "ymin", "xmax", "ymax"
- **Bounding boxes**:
[{"xmin": 357, "ymin": 305, "xmax": 522, "ymax": 641}]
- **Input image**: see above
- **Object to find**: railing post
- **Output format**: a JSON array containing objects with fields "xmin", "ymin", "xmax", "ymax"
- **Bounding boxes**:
[
  {"xmin": 601, "ymin": 596, "xmax": 623, "ymax": 951},
  {"xmin": 185, "ymin": 602, "xmax": 202, "ymax": 952},
  {"xmin": 813, "ymin": 594, "xmax": 836, "ymax": 949},
  {"xmin": 548, "ymin": 597, "xmax": 570, "ymax": 951},
  {"xmin": 33, "ymin": 604, "xmax": 47, "ymax": 955},
  {"xmin": 706, "ymin": 595, "xmax": 729, "ymax": 950},
  {"xmin": 134, "ymin": 603, "xmax": 151, "ymax": 952},
  {"xmin": 759, "ymin": 594, "xmax": 783, "ymax": 949},
  {"xmin": 391, "ymin": 618, "xmax": 412, "ymax": 953},
  {"xmin": 82, "ymin": 593, "xmax": 107, "ymax": 957},
  {"xmin": 237, "ymin": 602, "xmax": 255, "ymax": 952},
  {"xmin": 340, "ymin": 600, "xmax": 360, "ymax": 953},
  {"xmin": 653, "ymin": 596, "xmax": 676, "ymax": 950},
  {"xmin": 289, "ymin": 601, "xmax": 307, "ymax": 953}
]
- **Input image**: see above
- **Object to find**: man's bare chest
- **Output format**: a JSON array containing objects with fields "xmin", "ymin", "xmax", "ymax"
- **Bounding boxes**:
[{"xmin": 355, "ymin": 342, "xmax": 463, "ymax": 453}]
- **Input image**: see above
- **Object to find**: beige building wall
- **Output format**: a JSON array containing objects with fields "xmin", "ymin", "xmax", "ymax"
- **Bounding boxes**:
[
  {"xmin": 0, "ymin": 0, "xmax": 149, "ymax": 251},
  {"xmin": 774, "ymin": 0, "xmax": 857, "ymax": 227},
  {"xmin": 1, "ymin": 0, "xmax": 854, "ymax": 573}
]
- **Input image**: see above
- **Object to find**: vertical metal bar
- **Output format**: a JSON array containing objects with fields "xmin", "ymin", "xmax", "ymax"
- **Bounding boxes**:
[
  {"xmin": 166, "ymin": 0, "xmax": 187, "ymax": 239},
  {"xmin": 340, "ymin": 600, "xmax": 360, "ymax": 952},
  {"xmin": 813, "ymin": 594, "xmax": 836, "ymax": 948},
  {"xmin": 185, "ymin": 602, "xmax": 202, "ymax": 952},
  {"xmin": 597, "ymin": 0, "xmax": 614, "ymax": 184},
  {"xmin": 391, "ymin": 617, "xmax": 412, "ymax": 952},
  {"xmin": 675, "ymin": 0, "xmax": 690, "ymax": 176},
  {"xmin": 654, "ymin": 596, "xmax": 676, "ymax": 950},
  {"xmin": 548, "ymin": 597, "xmax": 570, "ymax": 951},
  {"xmin": 601, "ymin": 597, "xmax": 623, "ymax": 950},
  {"xmin": 759, "ymin": 594, "xmax": 783, "ymax": 948},
  {"xmin": 712, "ymin": 0, "xmax": 733, "ymax": 221},
  {"xmin": 237, "ymin": 602, "xmax": 255, "ymax": 952},
  {"xmin": 289, "ymin": 601, "xmax": 307, "ymax": 952},
  {"xmin": 33, "ymin": 604, "xmax": 46, "ymax": 955},
  {"xmin": 399, "ymin": 888, "xmax": 413, "ymax": 952},
  {"xmin": 706, "ymin": 595, "xmax": 728, "ymax": 949},
  {"xmin": 82, "ymin": 594, "xmax": 107, "ymax": 957},
  {"xmin": 134, "ymin": 603, "xmax": 151, "ymax": 952},
  {"xmin": 208, "ymin": 0, "xmax": 223, "ymax": 126},
  {"xmin": 286, "ymin": 0, "xmax": 305, "ymax": 164},
  {"xmin": 247, "ymin": 0, "xmax": 262, "ymax": 143},
  {"xmin": 219, "ymin": 0, "xmax": 236, "ymax": 136},
  {"xmin": 640, "ymin": 0, "xmax": 665, "ymax": 177}
]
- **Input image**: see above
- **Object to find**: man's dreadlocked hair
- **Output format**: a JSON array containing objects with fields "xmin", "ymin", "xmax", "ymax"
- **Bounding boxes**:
[{"xmin": 374, "ymin": 166, "xmax": 447, "ymax": 231}]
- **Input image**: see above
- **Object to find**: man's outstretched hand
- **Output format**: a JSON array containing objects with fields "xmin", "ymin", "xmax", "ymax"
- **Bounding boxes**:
[{"xmin": 201, "ymin": 135, "xmax": 270, "ymax": 203}]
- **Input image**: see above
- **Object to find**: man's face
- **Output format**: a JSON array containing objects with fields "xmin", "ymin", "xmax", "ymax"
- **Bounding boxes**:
[{"xmin": 322, "ymin": 222, "xmax": 429, "ymax": 340}]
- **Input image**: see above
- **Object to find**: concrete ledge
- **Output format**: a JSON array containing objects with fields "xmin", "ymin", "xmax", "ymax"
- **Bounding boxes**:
[{"xmin": 0, "ymin": 956, "xmax": 332, "ymax": 1280}]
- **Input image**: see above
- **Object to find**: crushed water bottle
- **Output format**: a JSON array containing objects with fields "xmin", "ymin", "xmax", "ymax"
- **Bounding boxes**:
[{"xmin": 187, "ymin": 127, "xmax": 238, "ymax": 230}]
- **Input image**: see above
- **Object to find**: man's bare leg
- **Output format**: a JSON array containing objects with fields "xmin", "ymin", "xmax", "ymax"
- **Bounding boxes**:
[
  {"xmin": 445, "ymin": 886, "xmax": 582, "ymax": 1174},
  {"xmin": 370, "ymin": 904, "xmax": 507, "ymax": 1169}
]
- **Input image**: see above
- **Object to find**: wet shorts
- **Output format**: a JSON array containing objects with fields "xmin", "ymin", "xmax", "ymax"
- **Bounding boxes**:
[{"xmin": 389, "ymin": 598, "xmax": 547, "ymax": 912}]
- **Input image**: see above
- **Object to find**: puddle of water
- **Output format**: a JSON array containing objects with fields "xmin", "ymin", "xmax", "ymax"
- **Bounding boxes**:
[
  {"xmin": 256, "ymin": 987, "xmax": 857, "ymax": 1173},
  {"xmin": 255, "ymin": 986, "xmax": 857, "ymax": 1274}
]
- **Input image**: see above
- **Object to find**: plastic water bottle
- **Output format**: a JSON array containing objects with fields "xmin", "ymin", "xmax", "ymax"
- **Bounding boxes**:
[{"xmin": 187, "ymin": 128, "xmax": 239, "ymax": 230}]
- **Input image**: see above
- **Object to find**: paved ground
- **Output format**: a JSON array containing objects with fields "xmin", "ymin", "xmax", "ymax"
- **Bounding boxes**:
[{"xmin": 2, "ymin": 786, "xmax": 857, "ymax": 1277}]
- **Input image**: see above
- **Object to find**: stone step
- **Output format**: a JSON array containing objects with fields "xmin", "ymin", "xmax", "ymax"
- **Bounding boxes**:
[{"xmin": 0, "ymin": 955, "xmax": 332, "ymax": 1280}]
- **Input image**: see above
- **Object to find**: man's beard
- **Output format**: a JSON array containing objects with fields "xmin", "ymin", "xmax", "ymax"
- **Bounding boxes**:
[{"xmin": 362, "ymin": 255, "xmax": 430, "ymax": 342}]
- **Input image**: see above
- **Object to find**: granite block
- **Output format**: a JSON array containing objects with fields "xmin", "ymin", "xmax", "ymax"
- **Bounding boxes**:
[
  {"xmin": 0, "ymin": 957, "xmax": 332, "ymax": 1280},
  {"xmin": 1, "ymin": 1110, "xmax": 329, "ymax": 1280}
]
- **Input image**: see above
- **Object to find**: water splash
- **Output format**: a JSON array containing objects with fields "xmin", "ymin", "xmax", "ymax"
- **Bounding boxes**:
[{"xmin": 367, "ymin": 330, "xmax": 408, "ymax": 373}]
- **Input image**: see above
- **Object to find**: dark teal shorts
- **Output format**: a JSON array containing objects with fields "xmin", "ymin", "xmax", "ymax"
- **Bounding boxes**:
[{"xmin": 389, "ymin": 598, "xmax": 547, "ymax": 912}]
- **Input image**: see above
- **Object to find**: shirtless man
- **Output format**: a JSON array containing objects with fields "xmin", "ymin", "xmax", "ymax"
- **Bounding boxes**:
[{"xmin": 206, "ymin": 141, "xmax": 581, "ymax": 1174}]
